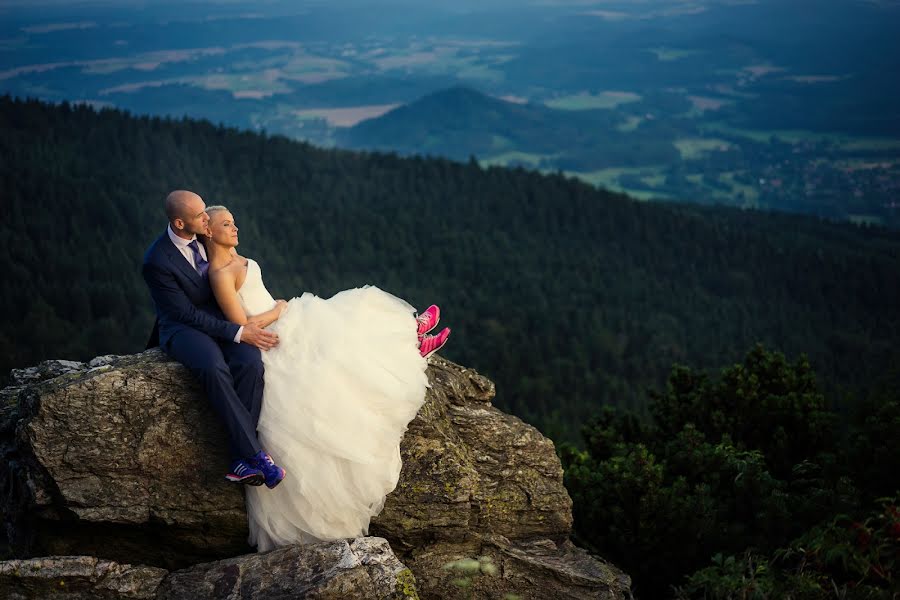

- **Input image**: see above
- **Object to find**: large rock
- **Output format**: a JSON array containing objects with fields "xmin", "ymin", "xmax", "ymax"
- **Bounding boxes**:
[
  {"xmin": 0, "ymin": 555, "xmax": 167, "ymax": 600},
  {"xmin": 0, "ymin": 537, "xmax": 418, "ymax": 599},
  {"xmin": 372, "ymin": 357, "xmax": 573, "ymax": 547},
  {"xmin": 0, "ymin": 352, "xmax": 250, "ymax": 568},
  {"xmin": 0, "ymin": 350, "xmax": 631, "ymax": 599},
  {"xmin": 407, "ymin": 535, "xmax": 631, "ymax": 600}
]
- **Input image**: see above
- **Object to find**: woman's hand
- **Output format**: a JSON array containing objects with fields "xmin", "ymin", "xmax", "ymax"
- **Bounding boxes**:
[{"xmin": 275, "ymin": 299, "xmax": 288, "ymax": 315}]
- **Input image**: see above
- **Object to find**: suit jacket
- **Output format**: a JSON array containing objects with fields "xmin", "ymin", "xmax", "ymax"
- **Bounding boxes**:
[{"xmin": 142, "ymin": 230, "xmax": 240, "ymax": 350}]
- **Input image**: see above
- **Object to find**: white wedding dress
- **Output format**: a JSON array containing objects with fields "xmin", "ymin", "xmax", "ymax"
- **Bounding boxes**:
[{"xmin": 236, "ymin": 258, "xmax": 429, "ymax": 551}]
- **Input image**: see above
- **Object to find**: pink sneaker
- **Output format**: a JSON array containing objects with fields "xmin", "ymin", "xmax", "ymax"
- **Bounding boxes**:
[
  {"xmin": 419, "ymin": 327, "xmax": 450, "ymax": 359},
  {"xmin": 416, "ymin": 305, "xmax": 441, "ymax": 336}
]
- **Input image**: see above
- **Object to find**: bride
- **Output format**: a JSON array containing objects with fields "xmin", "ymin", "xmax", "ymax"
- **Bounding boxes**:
[{"xmin": 202, "ymin": 205, "xmax": 451, "ymax": 550}]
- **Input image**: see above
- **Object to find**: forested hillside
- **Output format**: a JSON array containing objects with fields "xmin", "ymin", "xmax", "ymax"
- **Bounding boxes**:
[{"xmin": 2, "ymin": 95, "xmax": 899, "ymax": 442}]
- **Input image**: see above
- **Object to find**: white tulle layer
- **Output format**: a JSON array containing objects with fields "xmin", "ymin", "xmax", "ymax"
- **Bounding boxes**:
[{"xmin": 245, "ymin": 286, "xmax": 428, "ymax": 551}]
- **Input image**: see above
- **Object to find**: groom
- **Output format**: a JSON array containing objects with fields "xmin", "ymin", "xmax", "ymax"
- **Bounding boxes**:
[{"xmin": 143, "ymin": 189, "xmax": 286, "ymax": 488}]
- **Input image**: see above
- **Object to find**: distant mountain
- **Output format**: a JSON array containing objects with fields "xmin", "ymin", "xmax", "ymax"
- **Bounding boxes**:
[{"xmin": 338, "ymin": 86, "xmax": 678, "ymax": 169}]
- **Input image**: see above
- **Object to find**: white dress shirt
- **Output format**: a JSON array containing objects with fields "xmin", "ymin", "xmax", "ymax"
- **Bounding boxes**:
[{"xmin": 167, "ymin": 225, "xmax": 243, "ymax": 343}]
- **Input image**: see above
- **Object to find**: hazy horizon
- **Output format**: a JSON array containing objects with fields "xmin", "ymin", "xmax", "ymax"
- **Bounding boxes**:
[{"xmin": 2, "ymin": 0, "xmax": 899, "ymax": 225}]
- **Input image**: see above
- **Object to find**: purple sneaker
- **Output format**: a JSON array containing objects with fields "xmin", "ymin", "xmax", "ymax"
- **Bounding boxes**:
[
  {"xmin": 418, "ymin": 327, "xmax": 450, "ymax": 359},
  {"xmin": 225, "ymin": 459, "xmax": 264, "ymax": 486},
  {"xmin": 416, "ymin": 305, "xmax": 441, "ymax": 336},
  {"xmin": 252, "ymin": 450, "xmax": 286, "ymax": 489}
]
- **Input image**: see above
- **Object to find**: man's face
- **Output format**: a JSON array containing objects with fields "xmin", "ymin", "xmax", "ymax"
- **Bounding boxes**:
[{"xmin": 178, "ymin": 196, "xmax": 210, "ymax": 236}]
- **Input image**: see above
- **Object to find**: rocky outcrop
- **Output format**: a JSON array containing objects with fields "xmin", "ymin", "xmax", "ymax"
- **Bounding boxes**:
[
  {"xmin": 0, "ymin": 538, "xmax": 416, "ymax": 599},
  {"xmin": 0, "ymin": 350, "xmax": 631, "ymax": 599},
  {"xmin": 0, "ymin": 352, "xmax": 250, "ymax": 567}
]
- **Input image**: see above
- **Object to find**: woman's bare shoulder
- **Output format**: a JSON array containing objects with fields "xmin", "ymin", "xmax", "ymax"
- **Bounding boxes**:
[{"xmin": 209, "ymin": 258, "xmax": 243, "ymax": 280}]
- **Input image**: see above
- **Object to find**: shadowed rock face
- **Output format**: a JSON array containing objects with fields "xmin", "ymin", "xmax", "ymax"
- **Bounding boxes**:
[
  {"xmin": 0, "ymin": 350, "xmax": 631, "ymax": 599},
  {"xmin": 0, "ymin": 352, "xmax": 251, "ymax": 567}
]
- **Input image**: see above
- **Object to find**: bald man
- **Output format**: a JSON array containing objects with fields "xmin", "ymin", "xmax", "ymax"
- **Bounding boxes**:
[{"xmin": 143, "ymin": 190, "xmax": 285, "ymax": 488}]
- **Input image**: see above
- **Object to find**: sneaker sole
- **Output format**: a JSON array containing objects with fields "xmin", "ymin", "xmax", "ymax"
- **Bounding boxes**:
[
  {"xmin": 225, "ymin": 472, "xmax": 265, "ymax": 486},
  {"xmin": 421, "ymin": 334, "xmax": 450, "ymax": 360},
  {"xmin": 417, "ymin": 306, "xmax": 440, "ymax": 336}
]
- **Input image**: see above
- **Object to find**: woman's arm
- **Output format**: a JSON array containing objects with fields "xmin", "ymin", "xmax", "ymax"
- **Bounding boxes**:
[
  {"xmin": 209, "ymin": 269, "xmax": 285, "ymax": 329},
  {"xmin": 248, "ymin": 300, "xmax": 287, "ymax": 329}
]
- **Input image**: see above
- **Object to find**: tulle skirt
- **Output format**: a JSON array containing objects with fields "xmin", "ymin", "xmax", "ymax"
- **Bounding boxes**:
[{"xmin": 245, "ymin": 286, "xmax": 428, "ymax": 551}]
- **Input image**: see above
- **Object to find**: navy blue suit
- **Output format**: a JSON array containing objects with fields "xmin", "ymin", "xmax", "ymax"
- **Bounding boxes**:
[{"xmin": 143, "ymin": 231, "xmax": 264, "ymax": 460}]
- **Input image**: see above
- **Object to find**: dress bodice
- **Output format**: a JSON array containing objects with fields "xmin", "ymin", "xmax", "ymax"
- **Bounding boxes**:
[{"xmin": 237, "ymin": 259, "xmax": 277, "ymax": 317}]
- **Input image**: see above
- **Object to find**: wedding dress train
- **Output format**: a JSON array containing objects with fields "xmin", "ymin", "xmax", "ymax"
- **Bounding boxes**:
[{"xmin": 236, "ymin": 259, "xmax": 428, "ymax": 550}]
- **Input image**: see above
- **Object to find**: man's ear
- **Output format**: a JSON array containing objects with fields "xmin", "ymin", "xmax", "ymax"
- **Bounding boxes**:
[{"xmin": 173, "ymin": 218, "xmax": 185, "ymax": 231}]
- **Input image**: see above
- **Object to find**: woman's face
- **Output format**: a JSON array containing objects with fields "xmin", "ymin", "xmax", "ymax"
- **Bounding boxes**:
[{"xmin": 207, "ymin": 210, "xmax": 239, "ymax": 248}]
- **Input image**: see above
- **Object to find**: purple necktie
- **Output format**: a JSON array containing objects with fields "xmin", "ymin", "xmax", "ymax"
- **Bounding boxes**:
[{"xmin": 187, "ymin": 240, "xmax": 209, "ymax": 278}]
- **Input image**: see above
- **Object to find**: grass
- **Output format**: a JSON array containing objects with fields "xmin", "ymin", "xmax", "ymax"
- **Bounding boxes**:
[
  {"xmin": 480, "ymin": 151, "xmax": 550, "ymax": 168},
  {"xmin": 848, "ymin": 214, "xmax": 886, "ymax": 226},
  {"xmin": 838, "ymin": 139, "xmax": 900, "ymax": 152},
  {"xmin": 718, "ymin": 172, "xmax": 760, "ymax": 207},
  {"xmin": 617, "ymin": 116, "xmax": 643, "ymax": 132},
  {"xmin": 490, "ymin": 135, "xmax": 515, "ymax": 151},
  {"xmin": 546, "ymin": 91, "xmax": 641, "ymax": 111},
  {"xmin": 196, "ymin": 73, "xmax": 294, "ymax": 98},
  {"xmin": 702, "ymin": 123, "xmax": 900, "ymax": 155},
  {"xmin": 681, "ymin": 171, "xmax": 760, "ymax": 207},
  {"xmin": 568, "ymin": 166, "xmax": 671, "ymax": 200},
  {"xmin": 456, "ymin": 64, "xmax": 505, "ymax": 83},
  {"xmin": 641, "ymin": 173, "xmax": 666, "ymax": 187},
  {"xmin": 701, "ymin": 122, "xmax": 816, "ymax": 143},
  {"xmin": 567, "ymin": 165, "xmax": 766, "ymax": 207},
  {"xmin": 674, "ymin": 138, "xmax": 732, "ymax": 160},
  {"xmin": 291, "ymin": 104, "xmax": 399, "ymax": 127},
  {"xmin": 832, "ymin": 158, "xmax": 900, "ymax": 171}
]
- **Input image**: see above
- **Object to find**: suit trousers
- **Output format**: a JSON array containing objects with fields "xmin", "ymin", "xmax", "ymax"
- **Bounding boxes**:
[{"xmin": 165, "ymin": 328, "xmax": 264, "ymax": 460}]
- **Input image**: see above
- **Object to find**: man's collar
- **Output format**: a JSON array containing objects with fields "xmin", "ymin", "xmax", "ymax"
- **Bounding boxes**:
[{"xmin": 167, "ymin": 223, "xmax": 197, "ymax": 248}]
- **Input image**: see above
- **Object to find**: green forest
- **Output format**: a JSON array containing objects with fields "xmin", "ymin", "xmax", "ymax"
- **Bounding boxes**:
[
  {"xmin": 2, "ymin": 95, "xmax": 899, "ymax": 440},
  {"xmin": 563, "ymin": 346, "xmax": 899, "ymax": 598},
  {"xmin": 2, "ymin": 95, "xmax": 899, "ymax": 597}
]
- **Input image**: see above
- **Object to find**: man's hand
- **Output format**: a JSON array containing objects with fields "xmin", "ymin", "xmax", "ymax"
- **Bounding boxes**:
[{"xmin": 241, "ymin": 323, "xmax": 279, "ymax": 350}]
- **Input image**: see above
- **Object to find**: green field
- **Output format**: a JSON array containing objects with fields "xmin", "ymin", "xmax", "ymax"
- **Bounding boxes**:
[
  {"xmin": 641, "ymin": 173, "xmax": 666, "ymax": 187},
  {"xmin": 480, "ymin": 151, "xmax": 550, "ymax": 168},
  {"xmin": 701, "ymin": 122, "xmax": 819, "ymax": 143},
  {"xmin": 456, "ymin": 63, "xmax": 505, "ymax": 83},
  {"xmin": 569, "ymin": 166, "xmax": 671, "ymax": 200},
  {"xmin": 674, "ymin": 137, "xmax": 732, "ymax": 159},
  {"xmin": 838, "ymin": 139, "xmax": 900, "ymax": 152},
  {"xmin": 718, "ymin": 172, "xmax": 760, "ymax": 207},
  {"xmin": 848, "ymin": 214, "xmax": 886, "ymax": 226},
  {"xmin": 546, "ymin": 91, "xmax": 641, "ymax": 110},
  {"xmin": 617, "ymin": 115, "xmax": 644, "ymax": 132}
]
